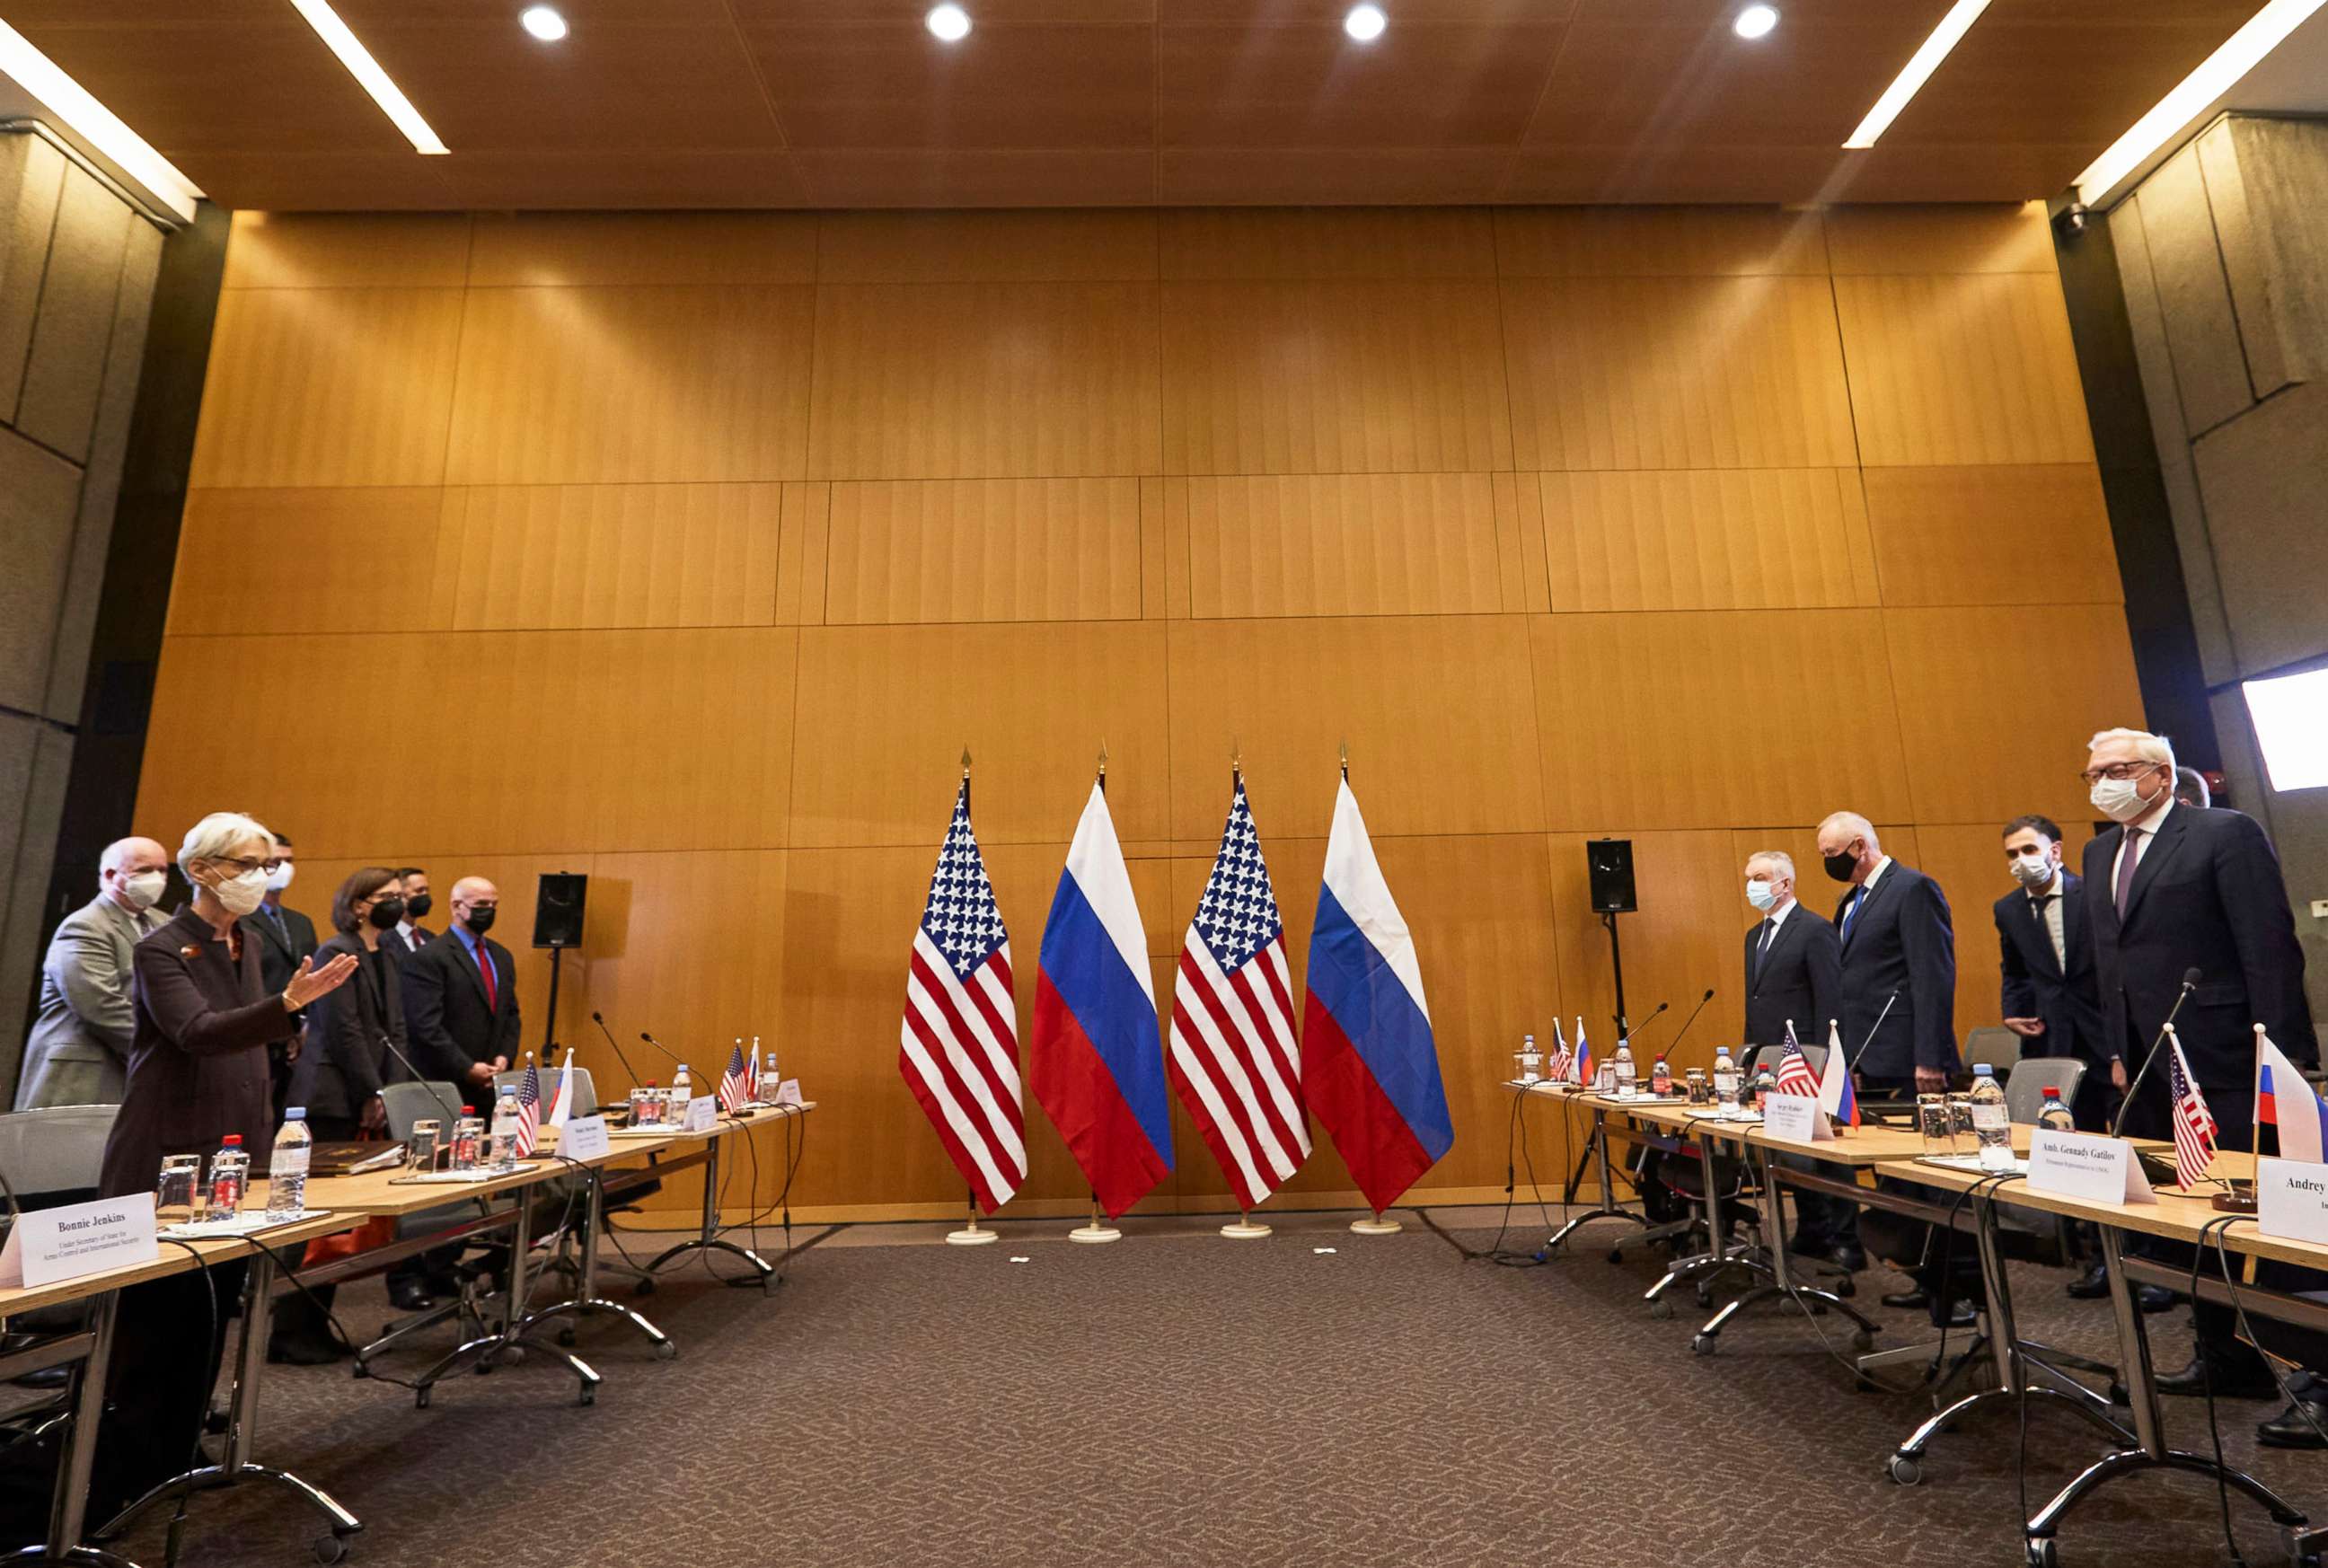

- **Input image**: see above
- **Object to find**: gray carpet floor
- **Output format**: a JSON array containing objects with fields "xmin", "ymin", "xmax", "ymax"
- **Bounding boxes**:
[{"xmin": 105, "ymin": 1209, "xmax": 2326, "ymax": 1567}]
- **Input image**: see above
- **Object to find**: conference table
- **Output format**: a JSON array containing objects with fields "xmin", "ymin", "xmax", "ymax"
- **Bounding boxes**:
[{"xmin": 80, "ymin": 1103, "xmax": 812, "ymax": 1564}]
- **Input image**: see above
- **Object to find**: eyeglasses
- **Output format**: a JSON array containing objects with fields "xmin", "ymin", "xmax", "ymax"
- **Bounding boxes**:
[
  {"xmin": 2078, "ymin": 762, "xmax": 2161, "ymax": 786},
  {"xmin": 211, "ymin": 855, "xmax": 285, "ymax": 874}
]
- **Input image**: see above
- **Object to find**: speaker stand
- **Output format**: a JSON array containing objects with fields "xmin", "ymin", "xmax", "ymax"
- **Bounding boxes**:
[
  {"xmin": 1601, "ymin": 910, "xmax": 1628, "ymax": 1038},
  {"xmin": 542, "ymin": 945, "xmax": 566, "ymax": 1060}
]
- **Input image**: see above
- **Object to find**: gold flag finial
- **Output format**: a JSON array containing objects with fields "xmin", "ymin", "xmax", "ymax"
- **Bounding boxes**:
[
  {"xmin": 1338, "ymin": 737, "xmax": 1349, "ymax": 775},
  {"xmin": 1098, "ymin": 739, "xmax": 1109, "ymax": 779},
  {"xmin": 1230, "ymin": 735, "xmax": 1242, "ymax": 773},
  {"xmin": 960, "ymin": 745, "xmax": 972, "ymax": 777}
]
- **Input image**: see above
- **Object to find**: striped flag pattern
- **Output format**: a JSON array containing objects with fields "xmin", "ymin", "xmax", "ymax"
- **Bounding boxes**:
[
  {"xmin": 1774, "ymin": 1021, "xmax": 1821, "ymax": 1099},
  {"xmin": 1168, "ymin": 776, "xmax": 1310, "ymax": 1210},
  {"xmin": 1544, "ymin": 1019, "xmax": 1573, "ymax": 1084},
  {"xmin": 2169, "ymin": 1034, "xmax": 2218, "ymax": 1191},
  {"xmin": 719, "ymin": 1043, "xmax": 753, "ymax": 1114},
  {"xmin": 901, "ymin": 780, "xmax": 1028, "ymax": 1214},
  {"xmin": 514, "ymin": 1059, "xmax": 542, "ymax": 1157}
]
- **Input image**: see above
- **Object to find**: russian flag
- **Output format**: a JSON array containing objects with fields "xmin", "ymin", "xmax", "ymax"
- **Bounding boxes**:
[
  {"xmin": 1574, "ymin": 1017, "xmax": 1592, "ymax": 1088},
  {"xmin": 1300, "ymin": 779, "xmax": 1451, "ymax": 1214},
  {"xmin": 2255, "ymin": 1026, "xmax": 2328, "ymax": 1165},
  {"xmin": 1819, "ymin": 1017, "xmax": 1858, "ymax": 1127},
  {"xmin": 1031, "ymin": 782, "xmax": 1173, "ymax": 1219}
]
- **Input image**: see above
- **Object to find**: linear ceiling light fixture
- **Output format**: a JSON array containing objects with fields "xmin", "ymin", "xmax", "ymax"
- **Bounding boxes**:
[
  {"xmin": 2075, "ymin": 0, "xmax": 2328, "ymax": 207},
  {"xmin": 287, "ymin": 0, "xmax": 448, "ymax": 154},
  {"xmin": 0, "ymin": 18, "xmax": 202, "ymax": 220},
  {"xmin": 1841, "ymin": 0, "xmax": 1993, "ymax": 149}
]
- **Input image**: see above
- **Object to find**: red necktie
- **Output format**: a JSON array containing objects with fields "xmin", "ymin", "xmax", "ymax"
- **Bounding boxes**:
[{"xmin": 477, "ymin": 942, "xmax": 497, "ymax": 1011}]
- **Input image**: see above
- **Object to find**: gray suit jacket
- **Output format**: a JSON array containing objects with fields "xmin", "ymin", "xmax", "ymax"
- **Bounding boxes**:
[{"xmin": 15, "ymin": 895, "xmax": 161, "ymax": 1109}]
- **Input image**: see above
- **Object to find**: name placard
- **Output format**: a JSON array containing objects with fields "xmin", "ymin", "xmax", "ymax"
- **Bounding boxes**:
[
  {"xmin": 682, "ymin": 1095, "xmax": 719, "ymax": 1133},
  {"xmin": 0, "ymin": 1194, "xmax": 159, "ymax": 1291},
  {"xmin": 1759, "ymin": 1092, "xmax": 1830, "ymax": 1143},
  {"xmin": 560, "ymin": 1115, "xmax": 611, "ymax": 1162},
  {"xmin": 2028, "ymin": 1131, "xmax": 2155, "ymax": 1206},
  {"xmin": 775, "ymin": 1079, "xmax": 805, "ymax": 1109},
  {"xmin": 2256, "ymin": 1158, "xmax": 2328, "ymax": 1246}
]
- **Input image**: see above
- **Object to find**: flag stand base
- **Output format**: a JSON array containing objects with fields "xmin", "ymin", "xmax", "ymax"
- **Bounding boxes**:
[
  {"xmin": 1221, "ymin": 1212, "xmax": 1271, "ymax": 1239},
  {"xmin": 1069, "ymin": 1222, "xmax": 1122, "ymax": 1244},
  {"xmin": 947, "ymin": 1223, "xmax": 1000, "ymax": 1246},
  {"xmin": 1349, "ymin": 1214, "xmax": 1403, "ymax": 1236}
]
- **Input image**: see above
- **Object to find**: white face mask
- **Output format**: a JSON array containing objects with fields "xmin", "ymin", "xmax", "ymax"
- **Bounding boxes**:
[
  {"xmin": 2008, "ymin": 850, "xmax": 2054, "ymax": 889},
  {"xmin": 212, "ymin": 867, "xmax": 269, "ymax": 917},
  {"xmin": 2090, "ymin": 773, "xmax": 2156, "ymax": 824},
  {"xmin": 266, "ymin": 863, "xmax": 295, "ymax": 893},
  {"xmin": 119, "ymin": 870, "xmax": 166, "ymax": 912},
  {"xmin": 1745, "ymin": 879, "xmax": 1778, "ymax": 912}
]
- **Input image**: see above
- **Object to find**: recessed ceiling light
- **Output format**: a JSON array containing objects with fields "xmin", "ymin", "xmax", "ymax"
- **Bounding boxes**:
[
  {"xmin": 1842, "ymin": 0, "xmax": 1992, "ymax": 149},
  {"xmin": 1345, "ymin": 4, "xmax": 1387, "ymax": 42},
  {"xmin": 1733, "ymin": 5, "xmax": 1778, "ymax": 40},
  {"xmin": 926, "ymin": 4, "xmax": 972, "ymax": 41},
  {"xmin": 0, "ymin": 18, "xmax": 202, "ymax": 221},
  {"xmin": 520, "ymin": 6, "xmax": 568, "ymax": 41},
  {"xmin": 288, "ymin": 0, "xmax": 448, "ymax": 155}
]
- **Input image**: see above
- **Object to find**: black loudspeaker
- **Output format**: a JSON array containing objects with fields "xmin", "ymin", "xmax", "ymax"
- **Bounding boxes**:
[
  {"xmin": 1586, "ymin": 839, "xmax": 1636, "ymax": 913},
  {"xmin": 533, "ymin": 872, "xmax": 588, "ymax": 950}
]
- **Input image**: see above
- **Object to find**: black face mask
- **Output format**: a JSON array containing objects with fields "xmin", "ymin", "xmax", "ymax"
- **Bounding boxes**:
[
  {"xmin": 366, "ymin": 896, "xmax": 406, "ymax": 931},
  {"xmin": 1822, "ymin": 850, "xmax": 1859, "ymax": 884},
  {"xmin": 464, "ymin": 906, "xmax": 497, "ymax": 936},
  {"xmin": 404, "ymin": 892, "xmax": 433, "ymax": 921}
]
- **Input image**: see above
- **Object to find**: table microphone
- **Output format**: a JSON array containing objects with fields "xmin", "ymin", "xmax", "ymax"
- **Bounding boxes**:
[
  {"xmin": 375, "ymin": 1031, "xmax": 474, "ymax": 1126},
  {"xmin": 1843, "ymin": 992, "xmax": 1900, "ymax": 1075},
  {"xmin": 2110, "ymin": 968, "xmax": 2204, "ymax": 1140},
  {"xmin": 1624, "ymin": 1000, "xmax": 1671, "ymax": 1044},
  {"xmin": 639, "ymin": 1030, "xmax": 693, "ymax": 1078},
  {"xmin": 1667, "ymin": 989, "xmax": 1716, "ymax": 1053},
  {"xmin": 592, "ymin": 1011, "xmax": 653, "ymax": 1091}
]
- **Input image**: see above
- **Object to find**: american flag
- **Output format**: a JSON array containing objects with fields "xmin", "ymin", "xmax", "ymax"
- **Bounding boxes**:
[
  {"xmin": 1774, "ymin": 1020, "xmax": 1821, "ymax": 1098},
  {"xmin": 2169, "ymin": 1035, "xmax": 2218, "ymax": 1191},
  {"xmin": 719, "ymin": 1043, "xmax": 752, "ymax": 1114},
  {"xmin": 900, "ymin": 780, "xmax": 1027, "ymax": 1213},
  {"xmin": 1168, "ymin": 777, "xmax": 1310, "ymax": 1209},
  {"xmin": 513, "ymin": 1059, "xmax": 541, "ymax": 1157},
  {"xmin": 1544, "ymin": 1019, "xmax": 1574, "ymax": 1083}
]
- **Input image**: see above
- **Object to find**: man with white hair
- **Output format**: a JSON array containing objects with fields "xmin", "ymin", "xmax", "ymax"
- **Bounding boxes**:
[
  {"xmin": 13, "ymin": 837, "xmax": 171, "ymax": 1109},
  {"xmin": 2083, "ymin": 725, "xmax": 2317, "ymax": 1418}
]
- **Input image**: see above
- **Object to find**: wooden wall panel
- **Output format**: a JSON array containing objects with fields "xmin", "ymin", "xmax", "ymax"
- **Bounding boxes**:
[
  {"xmin": 429, "ymin": 483, "xmax": 785, "ymax": 630},
  {"xmin": 1183, "ymin": 472, "xmax": 1505, "ymax": 618},
  {"xmin": 1158, "ymin": 207, "xmax": 1496, "ymax": 279},
  {"xmin": 1530, "ymin": 610, "xmax": 1914, "ymax": 832},
  {"xmin": 1501, "ymin": 276, "xmax": 1858, "ymax": 471},
  {"xmin": 1160, "ymin": 280, "xmax": 1512, "ymax": 475},
  {"xmin": 1536, "ymin": 469, "xmax": 1880, "ymax": 611},
  {"xmin": 789, "ymin": 621, "xmax": 1170, "ymax": 850},
  {"xmin": 145, "ymin": 202, "xmax": 2151, "ymax": 1220},
  {"xmin": 1883, "ymin": 604, "xmax": 2146, "ymax": 827},
  {"xmin": 1863, "ymin": 464, "xmax": 2122, "ymax": 607},
  {"xmin": 1493, "ymin": 207, "xmax": 1828, "ymax": 277},
  {"xmin": 167, "ymin": 489, "xmax": 445, "ymax": 637},
  {"xmin": 1833, "ymin": 272, "xmax": 2096, "ymax": 466},
  {"xmin": 1165, "ymin": 615, "xmax": 1543, "ymax": 841},
  {"xmin": 823, "ymin": 478, "xmax": 1144, "ymax": 624},
  {"xmin": 444, "ymin": 286, "xmax": 816, "ymax": 485},
  {"xmin": 189, "ymin": 286, "xmax": 465, "ymax": 488}
]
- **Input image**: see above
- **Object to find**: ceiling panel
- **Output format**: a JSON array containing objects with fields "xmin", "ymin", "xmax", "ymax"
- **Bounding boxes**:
[{"xmin": 1, "ymin": 1, "xmax": 2272, "ymax": 209}]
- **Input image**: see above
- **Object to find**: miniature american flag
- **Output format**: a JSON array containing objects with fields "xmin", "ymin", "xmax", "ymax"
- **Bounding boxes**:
[
  {"xmin": 514, "ymin": 1059, "xmax": 541, "ymax": 1157},
  {"xmin": 719, "ymin": 1043, "xmax": 752, "ymax": 1114},
  {"xmin": 1773, "ymin": 1021, "xmax": 1821, "ymax": 1099},
  {"xmin": 1544, "ymin": 1019, "xmax": 1573, "ymax": 1083},
  {"xmin": 2169, "ymin": 1035, "xmax": 2218, "ymax": 1192}
]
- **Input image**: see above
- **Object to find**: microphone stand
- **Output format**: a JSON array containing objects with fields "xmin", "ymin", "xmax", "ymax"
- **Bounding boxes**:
[
  {"xmin": 2110, "ymin": 971, "xmax": 2202, "ymax": 1140},
  {"xmin": 1839, "ymin": 992, "xmax": 1901, "ymax": 1125},
  {"xmin": 1668, "ymin": 989, "xmax": 1716, "ymax": 1053}
]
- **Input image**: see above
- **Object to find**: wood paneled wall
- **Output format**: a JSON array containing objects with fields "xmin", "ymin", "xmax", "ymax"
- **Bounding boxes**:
[{"xmin": 137, "ymin": 201, "xmax": 2140, "ymax": 1220}]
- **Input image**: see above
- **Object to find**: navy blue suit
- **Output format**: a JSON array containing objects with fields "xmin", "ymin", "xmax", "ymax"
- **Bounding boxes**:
[
  {"xmin": 1744, "ymin": 905, "xmax": 1842, "ymax": 1048},
  {"xmin": 1834, "ymin": 860, "xmax": 1958, "ymax": 1084},
  {"xmin": 1996, "ymin": 870, "xmax": 2107, "ymax": 1125}
]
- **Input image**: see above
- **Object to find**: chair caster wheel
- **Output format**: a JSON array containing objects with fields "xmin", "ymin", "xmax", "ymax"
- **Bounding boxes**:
[
  {"xmin": 1852, "ymin": 1328, "xmax": 1876, "ymax": 1352},
  {"xmin": 414, "ymin": 1387, "xmax": 433, "ymax": 1410},
  {"xmin": 1690, "ymin": 1334, "xmax": 1717, "ymax": 1356},
  {"xmin": 1887, "ymin": 1454, "xmax": 1921, "ymax": 1486},
  {"xmin": 1607, "ymin": 1249, "xmax": 1624, "ymax": 1264},
  {"xmin": 654, "ymin": 1342, "xmax": 677, "ymax": 1361},
  {"xmin": 1835, "ymin": 1276, "xmax": 1856, "ymax": 1298},
  {"xmin": 557, "ymin": 1328, "xmax": 577, "ymax": 1347},
  {"xmin": 2025, "ymin": 1537, "xmax": 2059, "ymax": 1567},
  {"xmin": 1649, "ymin": 1296, "xmax": 1673, "ymax": 1321},
  {"xmin": 350, "ymin": 1362, "xmax": 370, "ymax": 1380},
  {"xmin": 1695, "ymin": 1284, "xmax": 1715, "ymax": 1309},
  {"xmin": 313, "ymin": 1532, "xmax": 350, "ymax": 1564},
  {"xmin": 578, "ymin": 1387, "xmax": 596, "ymax": 1407},
  {"xmin": 633, "ymin": 1279, "xmax": 657, "ymax": 1297},
  {"xmin": 2107, "ymin": 1381, "xmax": 2130, "ymax": 1406},
  {"xmin": 503, "ymin": 1345, "xmax": 526, "ymax": 1366}
]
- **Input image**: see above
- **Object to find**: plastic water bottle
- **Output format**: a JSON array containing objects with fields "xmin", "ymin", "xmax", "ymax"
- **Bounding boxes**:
[
  {"xmin": 207, "ymin": 1134, "xmax": 250, "ymax": 1221},
  {"xmin": 488, "ymin": 1088, "xmax": 521, "ymax": 1167},
  {"xmin": 1971, "ymin": 1064, "xmax": 2014, "ymax": 1171},
  {"xmin": 1750, "ymin": 1061, "xmax": 1777, "ymax": 1112},
  {"xmin": 1650, "ymin": 1054, "xmax": 1672, "ymax": 1097},
  {"xmin": 669, "ymin": 1061, "xmax": 692, "ymax": 1119},
  {"xmin": 452, "ymin": 1106, "xmax": 484, "ymax": 1169},
  {"xmin": 266, "ymin": 1108, "xmax": 312, "ymax": 1220},
  {"xmin": 1612, "ymin": 1043, "xmax": 1636, "ymax": 1098},
  {"xmin": 2037, "ymin": 1087, "xmax": 2076, "ymax": 1135},
  {"xmin": 760, "ymin": 1053, "xmax": 781, "ymax": 1105},
  {"xmin": 1713, "ymin": 1047, "xmax": 1741, "ymax": 1120}
]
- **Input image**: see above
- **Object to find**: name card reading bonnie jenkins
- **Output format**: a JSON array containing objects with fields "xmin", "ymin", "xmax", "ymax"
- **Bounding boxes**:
[
  {"xmin": 2028, "ymin": 1131, "xmax": 2156, "ymax": 1206},
  {"xmin": 2257, "ymin": 1158, "xmax": 2328, "ymax": 1247},
  {"xmin": 0, "ymin": 1193, "xmax": 159, "ymax": 1291}
]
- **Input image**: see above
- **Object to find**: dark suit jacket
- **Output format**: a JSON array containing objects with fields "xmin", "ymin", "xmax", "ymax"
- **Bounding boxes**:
[
  {"xmin": 401, "ymin": 929, "xmax": 521, "ymax": 1093},
  {"xmin": 250, "ymin": 900, "xmax": 318, "ymax": 998},
  {"xmin": 1743, "ymin": 904, "xmax": 1842, "ymax": 1047},
  {"xmin": 2085, "ymin": 805, "xmax": 2317, "ymax": 1089},
  {"xmin": 1833, "ymin": 859, "xmax": 1958, "ymax": 1081},
  {"xmin": 289, "ymin": 935, "xmax": 408, "ymax": 1120},
  {"xmin": 1995, "ymin": 871, "xmax": 2106, "ymax": 1065},
  {"xmin": 98, "ymin": 905, "xmax": 296, "ymax": 1198}
]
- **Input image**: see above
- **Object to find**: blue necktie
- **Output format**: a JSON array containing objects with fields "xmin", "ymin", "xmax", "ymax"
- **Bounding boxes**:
[{"xmin": 1840, "ymin": 885, "xmax": 1865, "ymax": 943}]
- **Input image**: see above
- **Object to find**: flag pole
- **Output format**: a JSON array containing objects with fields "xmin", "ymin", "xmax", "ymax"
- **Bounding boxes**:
[
  {"xmin": 2214, "ymin": 1023, "xmax": 2267, "ymax": 1213},
  {"xmin": 1218, "ymin": 736, "xmax": 1278, "ymax": 1242},
  {"xmin": 1071, "ymin": 1191, "xmax": 1122, "ymax": 1244},
  {"xmin": 1336, "ymin": 739, "xmax": 1404, "ymax": 1238},
  {"xmin": 943, "ymin": 745, "xmax": 1003, "ymax": 1247}
]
